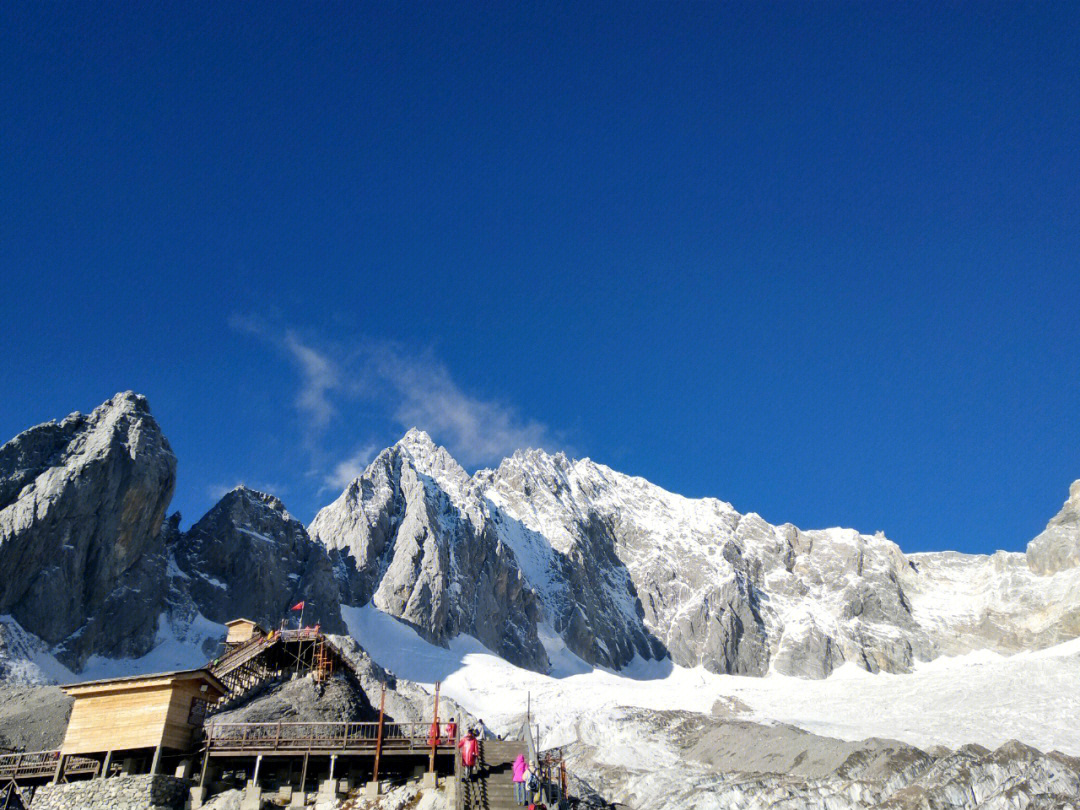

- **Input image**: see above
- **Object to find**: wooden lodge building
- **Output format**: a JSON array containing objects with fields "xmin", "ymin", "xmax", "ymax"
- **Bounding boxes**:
[
  {"xmin": 0, "ymin": 619, "xmax": 476, "ymax": 809},
  {"xmin": 0, "ymin": 617, "xmax": 581, "ymax": 810},
  {"xmin": 59, "ymin": 668, "xmax": 226, "ymax": 777}
]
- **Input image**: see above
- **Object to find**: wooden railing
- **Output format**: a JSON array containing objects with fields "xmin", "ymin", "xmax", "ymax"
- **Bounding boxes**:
[
  {"xmin": 0, "ymin": 750, "xmax": 100, "ymax": 781},
  {"xmin": 205, "ymin": 721, "xmax": 456, "ymax": 754},
  {"xmin": 210, "ymin": 634, "xmax": 274, "ymax": 677}
]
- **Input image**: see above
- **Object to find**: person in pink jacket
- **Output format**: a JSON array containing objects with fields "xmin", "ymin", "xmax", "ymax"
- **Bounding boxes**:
[{"xmin": 512, "ymin": 753, "xmax": 529, "ymax": 805}]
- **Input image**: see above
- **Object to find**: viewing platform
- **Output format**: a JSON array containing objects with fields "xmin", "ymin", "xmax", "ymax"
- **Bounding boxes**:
[{"xmin": 205, "ymin": 720, "xmax": 457, "ymax": 756}]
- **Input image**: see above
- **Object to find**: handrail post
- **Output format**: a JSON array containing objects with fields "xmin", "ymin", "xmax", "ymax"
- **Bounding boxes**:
[
  {"xmin": 454, "ymin": 720, "xmax": 463, "ymax": 810},
  {"xmin": 373, "ymin": 685, "xmax": 386, "ymax": 783}
]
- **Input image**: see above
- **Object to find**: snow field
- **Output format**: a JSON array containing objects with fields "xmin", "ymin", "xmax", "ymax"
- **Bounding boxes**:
[{"xmin": 344, "ymin": 605, "xmax": 1080, "ymax": 758}]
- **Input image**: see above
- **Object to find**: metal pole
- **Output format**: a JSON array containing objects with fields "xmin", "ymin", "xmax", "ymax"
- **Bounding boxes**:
[{"xmin": 372, "ymin": 685, "xmax": 386, "ymax": 783}]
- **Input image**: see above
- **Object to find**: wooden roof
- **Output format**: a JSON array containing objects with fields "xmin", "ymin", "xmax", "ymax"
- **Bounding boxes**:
[{"xmin": 62, "ymin": 667, "xmax": 226, "ymax": 698}]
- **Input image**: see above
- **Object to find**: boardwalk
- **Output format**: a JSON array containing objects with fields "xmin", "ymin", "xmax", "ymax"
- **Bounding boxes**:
[
  {"xmin": 206, "ymin": 721, "xmax": 456, "ymax": 756},
  {"xmin": 0, "ymin": 750, "xmax": 99, "ymax": 784}
]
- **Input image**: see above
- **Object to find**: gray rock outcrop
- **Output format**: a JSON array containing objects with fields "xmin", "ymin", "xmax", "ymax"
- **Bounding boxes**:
[
  {"xmin": 0, "ymin": 392, "xmax": 176, "ymax": 669},
  {"xmin": 565, "ymin": 707, "xmax": 1080, "ymax": 810},
  {"xmin": 0, "ymin": 393, "xmax": 350, "ymax": 678},
  {"xmin": 1026, "ymin": 480, "xmax": 1080, "ymax": 575},
  {"xmin": 172, "ymin": 486, "xmax": 345, "ymax": 633},
  {"xmin": 309, "ymin": 431, "xmax": 548, "ymax": 670}
]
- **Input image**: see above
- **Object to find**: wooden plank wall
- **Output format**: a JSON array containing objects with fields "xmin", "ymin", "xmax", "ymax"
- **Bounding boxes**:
[
  {"xmin": 160, "ymin": 681, "xmax": 210, "ymax": 751},
  {"xmin": 226, "ymin": 622, "xmax": 259, "ymax": 644},
  {"xmin": 61, "ymin": 685, "xmax": 174, "ymax": 755}
]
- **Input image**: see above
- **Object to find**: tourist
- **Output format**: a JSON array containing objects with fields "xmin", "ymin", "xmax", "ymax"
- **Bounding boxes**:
[
  {"xmin": 445, "ymin": 717, "xmax": 458, "ymax": 742},
  {"xmin": 459, "ymin": 728, "xmax": 479, "ymax": 780},
  {"xmin": 512, "ymin": 753, "xmax": 528, "ymax": 805}
]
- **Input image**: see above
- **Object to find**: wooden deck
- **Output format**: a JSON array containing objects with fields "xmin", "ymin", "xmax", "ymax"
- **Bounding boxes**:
[{"xmin": 205, "ymin": 721, "xmax": 456, "ymax": 757}]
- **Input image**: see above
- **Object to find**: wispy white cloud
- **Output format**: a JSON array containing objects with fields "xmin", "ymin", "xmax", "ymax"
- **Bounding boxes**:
[
  {"xmin": 229, "ymin": 314, "xmax": 341, "ymax": 431},
  {"xmin": 367, "ymin": 346, "xmax": 554, "ymax": 467},
  {"xmin": 284, "ymin": 331, "xmax": 339, "ymax": 429},
  {"xmin": 324, "ymin": 443, "xmax": 381, "ymax": 491},
  {"xmin": 231, "ymin": 315, "xmax": 564, "ymax": 481}
]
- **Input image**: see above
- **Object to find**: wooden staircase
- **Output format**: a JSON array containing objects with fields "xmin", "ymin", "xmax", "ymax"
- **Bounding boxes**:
[
  {"xmin": 207, "ymin": 629, "xmax": 358, "ymax": 706},
  {"xmin": 462, "ymin": 740, "xmax": 527, "ymax": 810}
]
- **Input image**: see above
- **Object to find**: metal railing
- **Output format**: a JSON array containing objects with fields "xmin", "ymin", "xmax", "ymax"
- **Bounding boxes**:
[{"xmin": 205, "ymin": 721, "xmax": 456, "ymax": 754}]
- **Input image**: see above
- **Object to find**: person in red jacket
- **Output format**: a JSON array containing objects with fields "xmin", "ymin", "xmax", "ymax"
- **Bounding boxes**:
[
  {"xmin": 458, "ymin": 728, "xmax": 479, "ymax": 780},
  {"xmin": 445, "ymin": 718, "xmax": 458, "ymax": 743}
]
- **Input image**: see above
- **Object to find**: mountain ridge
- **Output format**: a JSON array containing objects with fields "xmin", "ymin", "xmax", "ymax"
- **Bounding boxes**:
[
  {"xmin": 1, "ymin": 394, "xmax": 1079, "ymax": 684},
  {"xmin": 312, "ymin": 426, "xmax": 1080, "ymax": 679}
]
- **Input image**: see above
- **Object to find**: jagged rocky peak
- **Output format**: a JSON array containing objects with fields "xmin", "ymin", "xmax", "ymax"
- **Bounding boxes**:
[
  {"xmin": 173, "ymin": 485, "xmax": 344, "ymax": 633},
  {"xmin": 309, "ymin": 431, "xmax": 549, "ymax": 671},
  {"xmin": 316, "ymin": 434, "xmax": 1080, "ymax": 681},
  {"xmin": 0, "ymin": 392, "xmax": 176, "ymax": 669},
  {"xmin": 395, "ymin": 428, "xmax": 472, "ymax": 491},
  {"xmin": 1026, "ymin": 480, "xmax": 1080, "ymax": 575}
]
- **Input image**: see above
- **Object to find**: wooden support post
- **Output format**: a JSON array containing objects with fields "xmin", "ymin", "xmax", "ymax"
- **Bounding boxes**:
[
  {"xmin": 100, "ymin": 750, "xmax": 112, "ymax": 779},
  {"xmin": 372, "ymin": 685, "xmax": 386, "ymax": 783},
  {"xmin": 252, "ymin": 754, "xmax": 262, "ymax": 785},
  {"xmin": 51, "ymin": 754, "xmax": 66, "ymax": 784},
  {"xmin": 199, "ymin": 747, "xmax": 210, "ymax": 787},
  {"xmin": 150, "ymin": 745, "xmax": 163, "ymax": 776},
  {"xmin": 299, "ymin": 752, "xmax": 309, "ymax": 794},
  {"xmin": 328, "ymin": 754, "xmax": 336, "ymax": 782}
]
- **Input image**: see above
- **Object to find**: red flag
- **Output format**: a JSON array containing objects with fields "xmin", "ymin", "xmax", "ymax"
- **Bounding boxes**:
[{"xmin": 290, "ymin": 601, "xmax": 305, "ymax": 611}]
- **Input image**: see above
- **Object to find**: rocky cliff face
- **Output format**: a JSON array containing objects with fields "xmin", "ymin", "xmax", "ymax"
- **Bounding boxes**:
[
  {"xmin": 1, "ymin": 395, "xmax": 1078, "ymax": 684},
  {"xmin": 171, "ymin": 486, "xmax": 345, "ymax": 633},
  {"xmin": 477, "ymin": 449, "xmax": 935, "ymax": 677},
  {"xmin": 0, "ymin": 393, "xmax": 348, "ymax": 676},
  {"xmin": 0, "ymin": 392, "xmax": 176, "ymax": 669},
  {"xmin": 1026, "ymin": 480, "xmax": 1080, "ymax": 575},
  {"xmin": 311, "ymin": 432, "xmax": 1080, "ymax": 680},
  {"xmin": 308, "ymin": 431, "xmax": 547, "ymax": 670}
]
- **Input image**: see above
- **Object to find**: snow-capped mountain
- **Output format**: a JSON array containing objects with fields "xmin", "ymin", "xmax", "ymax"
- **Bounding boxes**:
[
  {"xmin": 0, "ymin": 393, "xmax": 343, "ymax": 675},
  {"xmin": 0, "ymin": 392, "xmax": 176, "ymax": 669},
  {"xmin": 4, "ymin": 393, "xmax": 1080, "ymax": 808},
  {"xmin": 311, "ymin": 429, "xmax": 1080, "ymax": 679},
  {"xmin": 2, "ymin": 393, "xmax": 1079, "ymax": 684}
]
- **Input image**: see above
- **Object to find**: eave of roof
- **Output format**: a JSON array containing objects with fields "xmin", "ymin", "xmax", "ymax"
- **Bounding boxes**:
[{"xmin": 61, "ymin": 667, "xmax": 226, "ymax": 696}]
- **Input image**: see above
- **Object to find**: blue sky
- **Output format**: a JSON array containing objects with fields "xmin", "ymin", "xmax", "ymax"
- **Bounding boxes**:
[{"xmin": 2, "ymin": 2, "xmax": 1078, "ymax": 553}]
